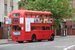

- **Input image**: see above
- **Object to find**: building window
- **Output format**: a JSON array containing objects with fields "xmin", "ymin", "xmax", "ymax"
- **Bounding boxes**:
[
  {"xmin": 70, "ymin": 3, "xmax": 72, "ymax": 7},
  {"xmin": 70, "ymin": 21, "xmax": 72, "ymax": 25},
  {"xmin": 11, "ymin": 0, "xmax": 13, "ymax": 1},
  {"xmin": 11, "ymin": 6, "xmax": 13, "ymax": 11},
  {"xmin": 4, "ymin": 4, "xmax": 7, "ymax": 10},
  {"xmin": 73, "ymin": 24, "xmax": 75, "ymax": 26},
  {"xmin": 0, "ymin": 22, "xmax": 1, "ymax": 27}
]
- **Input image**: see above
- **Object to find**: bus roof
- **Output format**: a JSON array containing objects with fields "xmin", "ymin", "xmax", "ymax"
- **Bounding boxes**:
[{"xmin": 10, "ymin": 10, "xmax": 52, "ymax": 15}]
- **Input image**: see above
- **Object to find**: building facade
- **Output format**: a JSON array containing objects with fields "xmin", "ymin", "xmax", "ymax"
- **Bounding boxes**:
[
  {"xmin": 0, "ymin": 0, "xmax": 20, "ymax": 26},
  {"xmin": 55, "ymin": 0, "xmax": 75, "ymax": 36},
  {"xmin": 0, "ymin": 0, "xmax": 20, "ymax": 39}
]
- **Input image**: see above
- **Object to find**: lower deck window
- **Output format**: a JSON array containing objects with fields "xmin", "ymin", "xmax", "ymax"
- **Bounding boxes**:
[
  {"xmin": 31, "ymin": 27, "xmax": 35, "ymax": 30},
  {"xmin": 41, "ymin": 27, "xmax": 45, "ymax": 30},
  {"xmin": 13, "ymin": 26, "xmax": 21, "ymax": 31},
  {"xmin": 46, "ymin": 27, "xmax": 50, "ymax": 30}
]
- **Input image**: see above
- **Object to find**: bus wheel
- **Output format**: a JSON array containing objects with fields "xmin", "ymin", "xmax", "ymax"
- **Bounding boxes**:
[
  {"xmin": 17, "ymin": 41, "xmax": 23, "ymax": 43},
  {"xmin": 48, "ymin": 35, "xmax": 54, "ymax": 41},
  {"xmin": 32, "ymin": 35, "xmax": 36, "ymax": 42}
]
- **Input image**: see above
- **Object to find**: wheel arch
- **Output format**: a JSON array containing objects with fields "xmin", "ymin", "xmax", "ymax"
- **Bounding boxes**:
[
  {"xmin": 31, "ymin": 34, "xmax": 36, "ymax": 39},
  {"xmin": 51, "ymin": 33, "xmax": 54, "ymax": 36},
  {"xmin": 31, "ymin": 34, "xmax": 37, "ymax": 41},
  {"xmin": 32, "ymin": 34, "xmax": 36, "ymax": 37}
]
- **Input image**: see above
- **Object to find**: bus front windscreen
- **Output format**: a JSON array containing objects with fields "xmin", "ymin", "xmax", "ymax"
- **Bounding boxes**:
[
  {"xmin": 12, "ymin": 13, "xmax": 20, "ymax": 17},
  {"xmin": 13, "ymin": 26, "xmax": 21, "ymax": 31}
]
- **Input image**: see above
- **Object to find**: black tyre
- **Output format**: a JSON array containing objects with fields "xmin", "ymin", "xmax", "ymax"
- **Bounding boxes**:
[
  {"xmin": 17, "ymin": 41, "xmax": 23, "ymax": 43},
  {"xmin": 48, "ymin": 35, "xmax": 54, "ymax": 41},
  {"xmin": 32, "ymin": 35, "xmax": 36, "ymax": 42}
]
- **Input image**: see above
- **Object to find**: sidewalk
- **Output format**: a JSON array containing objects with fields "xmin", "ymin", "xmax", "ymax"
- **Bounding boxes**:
[
  {"xmin": 0, "ymin": 39, "xmax": 12, "ymax": 45},
  {"xmin": 55, "ymin": 36, "xmax": 67, "ymax": 38}
]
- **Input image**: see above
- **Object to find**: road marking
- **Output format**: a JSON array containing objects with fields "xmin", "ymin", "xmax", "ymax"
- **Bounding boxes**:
[
  {"xmin": 63, "ymin": 45, "xmax": 75, "ymax": 50},
  {"xmin": 55, "ymin": 46, "xmax": 66, "ymax": 48},
  {"xmin": 0, "ymin": 44, "xmax": 12, "ymax": 48}
]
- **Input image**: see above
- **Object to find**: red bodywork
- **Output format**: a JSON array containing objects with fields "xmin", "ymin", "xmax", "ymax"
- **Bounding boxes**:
[{"xmin": 3, "ymin": 10, "xmax": 54, "ymax": 41}]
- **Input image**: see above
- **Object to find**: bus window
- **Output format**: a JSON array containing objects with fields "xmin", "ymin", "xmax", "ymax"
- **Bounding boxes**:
[
  {"xmin": 12, "ymin": 13, "xmax": 20, "ymax": 17},
  {"xmin": 31, "ymin": 26, "xmax": 35, "ymax": 30},
  {"xmin": 41, "ymin": 26, "xmax": 45, "ymax": 30},
  {"xmin": 41, "ymin": 14, "xmax": 44, "ymax": 18},
  {"xmin": 46, "ymin": 27, "xmax": 50, "ymax": 30},
  {"xmin": 36, "ymin": 26, "xmax": 40, "ymax": 30},
  {"xmin": 36, "ymin": 14, "xmax": 40, "ymax": 18},
  {"xmin": 50, "ymin": 19, "xmax": 52, "ymax": 23},
  {"xmin": 40, "ymin": 19, "xmax": 44, "ymax": 23},
  {"xmin": 25, "ymin": 13, "xmax": 31, "ymax": 17},
  {"xmin": 13, "ymin": 26, "xmax": 21, "ymax": 31},
  {"xmin": 45, "ymin": 15, "xmax": 49, "ymax": 18},
  {"xmin": 49, "ymin": 15, "xmax": 52, "ymax": 18},
  {"xmin": 48, "ymin": 19, "xmax": 52, "ymax": 23},
  {"xmin": 31, "ymin": 13, "xmax": 35, "ymax": 18}
]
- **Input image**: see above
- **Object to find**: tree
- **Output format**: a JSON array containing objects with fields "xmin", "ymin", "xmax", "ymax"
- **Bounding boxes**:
[
  {"xmin": 18, "ymin": 0, "xmax": 27, "ymax": 8},
  {"xmin": 19, "ymin": 0, "xmax": 73, "ymax": 29}
]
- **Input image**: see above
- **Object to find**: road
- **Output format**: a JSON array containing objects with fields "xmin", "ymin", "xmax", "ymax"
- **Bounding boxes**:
[{"xmin": 0, "ymin": 36, "xmax": 75, "ymax": 50}]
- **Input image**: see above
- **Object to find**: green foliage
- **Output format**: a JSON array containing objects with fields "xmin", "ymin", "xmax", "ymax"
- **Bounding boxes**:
[
  {"xmin": 19, "ymin": 0, "xmax": 73, "ymax": 29},
  {"xmin": 72, "ymin": 17, "xmax": 75, "ymax": 23},
  {"xmin": 17, "ymin": 1, "xmax": 22, "ymax": 8},
  {"xmin": 17, "ymin": 0, "xmax": 26, "ymax": 8},
  {"xmin": 73, "ymin": 7, "xmax": 75, "ymax": 13}
]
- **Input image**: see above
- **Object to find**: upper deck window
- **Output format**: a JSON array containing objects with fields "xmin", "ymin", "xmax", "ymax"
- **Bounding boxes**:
[
  {"xmin": 31, "ymin": 13, "xmax": 35, "ymax": 18},
  {"xmin": 25, "ymin": 13, "xmax": 31, "ymax": 17},
  {"xmin": 36, "ymin": 14, "xmax": 40, "ymax": 18},
  {"xmin": 45, "ymin": 15, "xmax": 49, "ymax": 18},
  {"xmin": 41, "ymin": 14, "xmax": 44, "ymax": 18},
  {"xmin": 12, "ymin": 13, "xmax": 20, "ymax": 17},
  {"xmin": 50, "ymin": 15, "xmax": 52, "ymax": 18}
]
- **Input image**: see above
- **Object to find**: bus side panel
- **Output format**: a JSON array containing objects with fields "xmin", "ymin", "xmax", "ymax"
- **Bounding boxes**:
[
  {"xmin": 31, "ymin": 31, "xmax": 43, "ymax": 40},
  {"xmin": 48, "ymin": 31, "xmax": 51, "ymax": 39},
  {"xmin": 24, "ymin": 32, "xmax": 32, "ymax": 41},
  {"xmin": 24, "ymin": 31, "xmax": 44, "ymax": 41},
  {"xmin": 44, "ymin": 30, "xmax": 50, "ymax": 39},
  {"xmin": 50, "ymin": 30, "xmax": 54, "ymax": 38},
  {"xmin": 24, "ymin": 22, "xmax": 32, "ymax": 41},
  {"xmin": 21, "ymin": 25, "xmax": 25, "ymax": 41}
]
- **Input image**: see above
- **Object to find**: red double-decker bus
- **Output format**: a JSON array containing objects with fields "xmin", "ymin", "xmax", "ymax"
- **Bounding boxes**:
[{"xmin": 3, "ymin": 10, "xmax": 54, "ymax": 43}]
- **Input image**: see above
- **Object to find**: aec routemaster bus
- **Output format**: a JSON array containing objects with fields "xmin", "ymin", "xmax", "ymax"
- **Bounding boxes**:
[{"xmin": 3, "ymin": 10, "xmax": 54, "ymax": 43}]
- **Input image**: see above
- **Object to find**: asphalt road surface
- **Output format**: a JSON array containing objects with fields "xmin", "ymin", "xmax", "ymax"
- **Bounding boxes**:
[{"xmin": 0, "ymin": 36, "xmax": 75, "ymax": 50}]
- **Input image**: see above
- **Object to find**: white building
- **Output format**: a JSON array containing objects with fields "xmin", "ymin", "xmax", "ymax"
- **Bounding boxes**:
[{"xmin": 0, "ymin": 0, "xmax": 20, "ymax": 26}]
